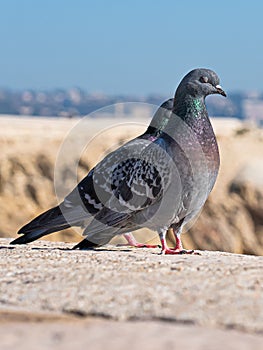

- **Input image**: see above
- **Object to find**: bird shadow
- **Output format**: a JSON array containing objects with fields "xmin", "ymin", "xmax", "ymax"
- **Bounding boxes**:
[
  {"xmin": 0, "ymin": 244, "xmax": 133, "ymax": 253},
  {"xmin": 0, "ymin": 245, "xmax": 16, "ymax": 250},
  {"xmin": 30, "ymin": 247, "xmax": 72, "ymax": 251},
  {"xmin": 0, "ymin": 244, "xmax": 198, "ymax": 255},
  {"xmin": 71, "ymin": 247, "xmax": 134, "ymax": 253},
  {"xmin": 31, "ymin": 246, "xmax": 134, "ymax": 253},
  {"xmin": 0, "ymin": 245, "xmax": 71, "ymax": 251}
]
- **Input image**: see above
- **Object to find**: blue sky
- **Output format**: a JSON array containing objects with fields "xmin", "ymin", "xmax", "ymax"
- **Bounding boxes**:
[{"xmin": 0, "ymin": 0, "xmax": 262, "ymax": 95}]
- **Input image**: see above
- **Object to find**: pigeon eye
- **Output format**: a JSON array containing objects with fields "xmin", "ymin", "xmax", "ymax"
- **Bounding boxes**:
[{"xmin": 200, "ymin": 76, "xmax": 209, "ymax": 83}]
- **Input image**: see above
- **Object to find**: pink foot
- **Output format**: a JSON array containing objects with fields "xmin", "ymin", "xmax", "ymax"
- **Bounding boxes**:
[
  {"xmin": 161, "ymin": 248, "xmax": 195, "ymax": 255},
  {"xmin": 160, "ymin": 236, "xmax": 200, "ymax": 255},
  {"xmin": 119, "ymin": 233, "xmax": 160, "ymax": 248},
  {"xmin": 133, "ymin": 243, "xmax": 160, "ymax": 248}
]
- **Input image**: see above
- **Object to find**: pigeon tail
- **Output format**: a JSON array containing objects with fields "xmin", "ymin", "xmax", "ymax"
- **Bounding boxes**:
[
  {"xmin": 10, "ymin": 205, "xmax": 72, "ymax": 245},
  {"xmin": 10, "ymin": 228, "xmax": 58, "ymax": 245}
]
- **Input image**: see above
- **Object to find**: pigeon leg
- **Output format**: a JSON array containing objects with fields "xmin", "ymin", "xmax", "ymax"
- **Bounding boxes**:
[
  {"xmin": 170, "ymin": 227, "xmax": 196, "ymax": 254},
  {"xmin": 118, "ymin": 233, "xmax": 160, "ymax": 248},
  {"xmin": 172, "ymin": 228, "xmax": 184, "ymax": 250},
  {"xmin": 159, "ymin": 229, "xmax": 195, "ymax": 255}
]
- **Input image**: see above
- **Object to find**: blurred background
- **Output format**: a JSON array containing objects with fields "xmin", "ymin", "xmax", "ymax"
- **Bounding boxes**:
[{"xmin": 0, "ymin": 0, "xmax": 262, "ymax": 254}]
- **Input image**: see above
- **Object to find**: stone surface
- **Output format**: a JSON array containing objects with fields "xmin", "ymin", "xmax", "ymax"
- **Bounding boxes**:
[
  {"xmin": 1, "ymin": 319, "xmax": 263, "ymax": 350},
  {"xmin": 0, "ymin": 238, "xmax": 263, "ymax": 348},
  {"xmin": 1, "ymin": 238, "xmax": 263, "ymax": 349}
]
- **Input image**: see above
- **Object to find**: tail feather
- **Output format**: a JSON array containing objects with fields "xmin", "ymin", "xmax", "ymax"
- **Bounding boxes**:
[
  {"xmin": 11, "ymin": 204, "xmax": 84, "ymax": 245},
  {"xmin": 11, "ymin": 228, "xmax": 57, "ymax": 245},
  {"xmin": 17, "ymin": 205, "xmax": 68, "ymax": 234}
]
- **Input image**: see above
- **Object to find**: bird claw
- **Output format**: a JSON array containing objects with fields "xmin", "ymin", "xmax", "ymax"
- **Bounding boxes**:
[
  {"xmin": 117, "ymin": 243, "xmax": 161, "ymax": 249},
  {"xmin": 161, "ymin": 248, "xmax": 199, "ymax": 255}
]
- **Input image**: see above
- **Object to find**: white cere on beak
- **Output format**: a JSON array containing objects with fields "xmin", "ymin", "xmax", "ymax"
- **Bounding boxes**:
[{"xmin": 216, "ymin": 85, "xmax": 222, "ymax": 89}]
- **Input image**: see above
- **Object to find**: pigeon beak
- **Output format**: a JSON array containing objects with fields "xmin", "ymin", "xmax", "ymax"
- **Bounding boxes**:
[{"xmin": 215, "ymin": 85, "xmax": 227, "ymax": 97}]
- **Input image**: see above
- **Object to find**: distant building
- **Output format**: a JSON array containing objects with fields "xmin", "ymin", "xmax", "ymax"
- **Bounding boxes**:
[
  {"xmin": 0, "ymin": 87, "xmax": 261, "ymax": 125},
  {"xmin": 243, "ymin": 98, "xmax": 263, "ymax": 126}
]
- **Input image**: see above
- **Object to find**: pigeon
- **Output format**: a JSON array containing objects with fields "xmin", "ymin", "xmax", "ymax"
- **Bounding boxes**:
[
  {"xmin": 10, "ymin": 98, "xmax": 174, "ymax": 248},
  {"xmin": 11, "ymin": 68, "xmax": 226, "ymax": 254}
]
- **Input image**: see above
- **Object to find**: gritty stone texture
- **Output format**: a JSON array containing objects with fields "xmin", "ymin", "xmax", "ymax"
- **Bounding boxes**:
[
  {"xmin": 0, "ymin": 237, "xmax": 263, "ymax": 348},
  {"xmin": 1, "ymin": 319, "xmax": 263, "ymax": 350}
]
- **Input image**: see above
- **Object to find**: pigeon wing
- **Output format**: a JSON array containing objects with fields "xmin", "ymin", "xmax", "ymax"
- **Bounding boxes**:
[{"xmin": 82, "ymin": 138, "xmax": 172, "ymax": 236}]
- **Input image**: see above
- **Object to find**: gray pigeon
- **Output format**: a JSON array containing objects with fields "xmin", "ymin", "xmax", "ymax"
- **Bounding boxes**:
[
  {"xmin": 11, "ymin": 68, "xmax": 226, "ymax": 254},
  {"xmin": 10, "ymin": 99, "xmax": 174, "ymax": 248}
]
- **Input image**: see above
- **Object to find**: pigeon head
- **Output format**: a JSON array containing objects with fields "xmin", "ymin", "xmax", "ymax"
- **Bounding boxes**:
[{"xmin": 175, "ymin": 68, "xmax": 226, "ymax": 99}]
